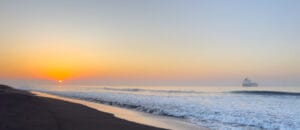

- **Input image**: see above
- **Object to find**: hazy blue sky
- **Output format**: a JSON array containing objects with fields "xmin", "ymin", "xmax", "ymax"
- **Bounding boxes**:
[{"xmin": 0, "ymin": 0, "xmax": 299, "ymax": 86}]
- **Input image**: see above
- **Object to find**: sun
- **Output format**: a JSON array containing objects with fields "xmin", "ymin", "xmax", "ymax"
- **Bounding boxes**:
[{"xmin": 58, "ymin": 80, "xmax": 63, "ymax": 83}]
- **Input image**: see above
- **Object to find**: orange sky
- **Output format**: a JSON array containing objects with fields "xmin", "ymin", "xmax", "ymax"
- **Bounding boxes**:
[{"xmin": 0, "ymin": 0, "xmax": 299, "ymax": 85}]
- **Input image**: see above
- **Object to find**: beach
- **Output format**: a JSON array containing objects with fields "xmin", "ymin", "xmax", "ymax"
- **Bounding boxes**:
[
  {"xmin": 0, "ymin": 85, "xmax": 165, "ymax": 130},
  {"xmin": 32, "ymin": 91, "xmax": 204, "ymax": 130},
  {"xmin": 34, "ymin": 85, "xmax": 300, "ymax": 129}
]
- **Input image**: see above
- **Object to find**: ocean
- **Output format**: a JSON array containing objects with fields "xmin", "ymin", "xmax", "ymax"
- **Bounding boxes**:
[{"xmin": 23, "ymin": 85, "xmax": 300, "ymax": 130}]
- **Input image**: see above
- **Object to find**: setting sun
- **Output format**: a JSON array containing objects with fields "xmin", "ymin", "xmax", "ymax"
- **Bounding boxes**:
[{"xmin": 0, "ymin": 1, "xmax": 299, "ymax": 130}]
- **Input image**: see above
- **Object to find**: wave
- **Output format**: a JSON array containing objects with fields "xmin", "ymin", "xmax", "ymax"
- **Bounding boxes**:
[
  {"xmin": 103, "ymin": 87, "xmax": 203, "ymax": 94},
  {"xmin": 231, "ymin": 90, "xmax": 300, "ymax": 96},
  {"xmin": 43, "ymin": 91, "xmax": 187, "ymax": 118},
  {"xmin": 39, "ymin": 90, "xmax": 300, "ymax": 130}
]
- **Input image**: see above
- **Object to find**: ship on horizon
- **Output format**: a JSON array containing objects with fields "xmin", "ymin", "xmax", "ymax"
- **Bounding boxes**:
[{"xmin": 242, "ymin": 78, "xmax": 258, "ymax": 87}]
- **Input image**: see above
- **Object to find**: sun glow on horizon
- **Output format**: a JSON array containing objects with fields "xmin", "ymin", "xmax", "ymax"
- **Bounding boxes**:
[{"xmin": 0, "ymin": 0, "xmax": 299, "ymax": 85}]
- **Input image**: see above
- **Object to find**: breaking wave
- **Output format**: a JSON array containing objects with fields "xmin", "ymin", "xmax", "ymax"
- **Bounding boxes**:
[
  {"xmin": 103, "ymin": 87, "xmax": 203, "ymax": 94},
  {"xmin": 40, "ymin": 90, "xmax": 300, "ymax": 130},
  {"xmin": 231, "ymin": 90, "xmax": 300, "ymax": 96}
]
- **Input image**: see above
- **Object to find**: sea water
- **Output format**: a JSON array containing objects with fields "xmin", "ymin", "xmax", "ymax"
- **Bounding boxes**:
[{"xmin": 23, "ymin": 85, "xmax": 300, "ymax": 130}]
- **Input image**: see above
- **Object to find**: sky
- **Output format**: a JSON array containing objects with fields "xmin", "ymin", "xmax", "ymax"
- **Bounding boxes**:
[{"xmin": 0, "ymin": 0, "xmax": 299, "ymax": 86}]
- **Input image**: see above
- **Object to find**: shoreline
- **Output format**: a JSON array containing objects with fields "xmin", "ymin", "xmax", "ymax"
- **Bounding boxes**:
[
  {"xmin": 0, "ymin": 85, "xmax": 165, "ymax": 130},
  {"xmin": 33, "ymin": 91, "xmax": 207, "ymax": 130}
]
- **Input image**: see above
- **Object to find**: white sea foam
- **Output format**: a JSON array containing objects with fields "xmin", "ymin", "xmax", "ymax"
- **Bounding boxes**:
[{"xmin": 42, "ymin": 89, "xmax": 300, "ymax": 130}]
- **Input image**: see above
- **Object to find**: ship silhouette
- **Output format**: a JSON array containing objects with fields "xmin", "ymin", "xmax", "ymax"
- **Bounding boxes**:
[{"xmin": 242, "ymin": 78, "xmax": 258, "ymax": 87}]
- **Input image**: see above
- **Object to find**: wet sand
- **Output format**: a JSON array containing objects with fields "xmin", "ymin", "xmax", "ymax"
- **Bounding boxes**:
[
  {"xmin": 0, "ymin": 85, "xmax": 165, "ymax": 130},
  {"xmin": 33, "ymin": 91, "xmax": 207, "ymax": 130}
]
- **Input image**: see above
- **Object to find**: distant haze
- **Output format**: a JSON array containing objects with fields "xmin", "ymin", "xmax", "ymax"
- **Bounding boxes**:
[{"xmin": 0, "ymin": 0, "xmax": 299, "ymax": 86}]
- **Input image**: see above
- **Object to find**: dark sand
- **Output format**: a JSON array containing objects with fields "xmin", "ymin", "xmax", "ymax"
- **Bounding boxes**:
[{"xmin": 0, "ymin": 85, "xmax": 165, "ymax": 130}]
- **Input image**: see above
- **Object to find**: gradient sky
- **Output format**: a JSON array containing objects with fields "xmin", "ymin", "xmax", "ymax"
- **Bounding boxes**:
[{"xmin": 0, "ymin": 0, "xmax": 299, "ymax": 86}]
